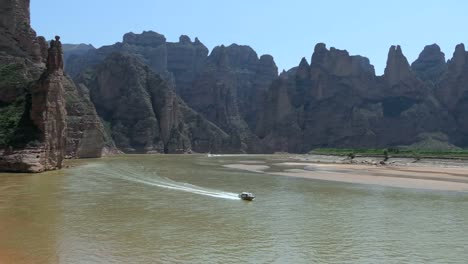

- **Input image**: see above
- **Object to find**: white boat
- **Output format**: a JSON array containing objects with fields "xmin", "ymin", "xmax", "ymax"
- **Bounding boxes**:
[{"xmin": 239, "ymin": 192, "xmax": 255, "ymax": 201}]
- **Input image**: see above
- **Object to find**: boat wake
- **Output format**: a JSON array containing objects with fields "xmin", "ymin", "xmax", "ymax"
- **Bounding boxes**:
[{"xmin": 83, "ymin": 164, "xmax": 240, "ymax": 200}]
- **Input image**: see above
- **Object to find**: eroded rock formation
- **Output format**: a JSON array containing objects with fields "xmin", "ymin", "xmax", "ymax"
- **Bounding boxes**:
[
  {"xmin": 411, "ymin": 44, "xmax": 447, "ymax": 83},
  {"xmin": 63, "ymin": 75, "xmax": 111, "ymax": 158},
  {"xmin": 65, "ymin": 30, "xmax": 468, "ymax": 153},
  {"xmin": 435, "ymin": 44, "xmax": 468, "ymax": 145},
  {"xmin": 256, "ymin": 43, "xmax": 456, "ymax": 153},
  {"xmin": 77, "ymin": 53, "xmax": 228, "ymax": 153},
  {"xmin": 0, "ymin": 35, "xmax": 67, "ymax": 172},
  {"xmin": 0, "ymin": 1, "xmax": 108, "ymax": 172},
  {"xmin": 66, "ymin": 31, "xmax": 278, "ymax": 153},
  {"xmin": 187, "ymin": 44, "xmax": 278, "ymax": 152},
  {"xmin": 29, "ymin": 36, "xmax": 67, "ymax": 170}
]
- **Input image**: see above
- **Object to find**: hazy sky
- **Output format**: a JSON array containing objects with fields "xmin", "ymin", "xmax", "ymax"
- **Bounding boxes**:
[{"xmin": 31, "ymin": 0, "xmax": 467, "ymax": 74}]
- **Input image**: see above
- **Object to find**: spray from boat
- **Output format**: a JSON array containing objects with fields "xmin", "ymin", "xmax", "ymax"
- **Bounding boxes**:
[{"xmin": 80, "ymin": 163, "xmax": 241, "ymax": 200}]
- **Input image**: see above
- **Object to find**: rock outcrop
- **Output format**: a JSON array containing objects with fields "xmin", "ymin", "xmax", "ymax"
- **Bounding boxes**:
[
  {"xmin": 411, "ymin": 44, "xmax": 447, "ymax": 83},
  {"xmin": 0, "ymin": 1, "xmax": 108, "ymax": 172},
  {"xmin": 66, "ymin": 32, "xmax": 278, "ymax": 153},
  {"xmin": 257, "ymin": 43, "xmax": 456, "ymax": 153},
  {"xmin": 0, "ymin": 36, "xmax": 67, "ymax": 172},
  {"xmin": 77, "ymin": 53, "xmax": 228, "ymax": 153},
  {"xmin": 166, "ymin": 35, "xmax": 209, "ymax": 100},
  {"xmin": 63, "ymin": 75, "xmax": 111, "ymax": 158},
  {"xmin": 384, "ymin": 45, "xmax": 412, "ymax": 86},
  {"xmin": 28, "ymin": 36, "xmax": 67, "ymax": 170},
  {"xmin": 435, "ymin": 44, "xmax": 468, "ymax": 145},
  {"xmin": 64, "ymin": 32, "xmax": 468, "ymax": 153},
  {"xmin": 187, "ymin": 44, "xmax": 278, "ymax": 152},
  {"xmin": 0, "ymin": 0, "xmax": 36, "ymax": 56},
  {"xmin": 62, "ymin": 43, "xmax": 95, "ymax": 66},
  {"xmin": 66, "ymin": 31, "xmax": 169, "ymax": 78}
]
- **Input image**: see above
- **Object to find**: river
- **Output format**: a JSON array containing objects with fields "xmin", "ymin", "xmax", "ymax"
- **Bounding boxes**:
[{"xmin": 1, "ymin": 155, "xmax": 467, "ymax": 263}]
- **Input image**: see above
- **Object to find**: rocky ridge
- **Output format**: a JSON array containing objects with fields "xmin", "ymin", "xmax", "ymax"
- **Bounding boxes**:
[
  {"xmin": 2, "ymin": 1, "xmax": 468, "ymax": 173},
  {"xmin": 256, "ymin": 43, "xmax": 460, "ymax": 153},
  {"xmin": 0, "ymin": 0, "xmax": 108, "ymax": 172},
  {"xmin": 66, "ymin": 32, "xmax": 279, "ymax": 153},
  {"xmin": 79, "ymin": 53, "xmax": 229, "ymax": 153},
  {"xmin": 0, "ymin": 36, "xmax": 67, "ymax": 172},
  {"xmin": 66, "ymin": 32, "xmax": 468, "ymax": 154}
]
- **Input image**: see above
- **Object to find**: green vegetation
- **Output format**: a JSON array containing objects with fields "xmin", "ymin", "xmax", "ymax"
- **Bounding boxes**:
[
  {"xmin": 8, "ymin": 94, "xmax": 41, "ymax": 148},
  {"xmin": 0, "ymin": 63, "xmax": 28, "ymax": 88},
  {"xmin": 347, "ymin": 152, "xmax": 355, "ymax": 159},
  {"xmin": 0, "ymin": 94, "xmax": 41, "ymax": 148},
  {"xmin": 311, "ymin": 148, "xmax": 468, "ymax": 159},
  {"xmin": 0, "ymin": 63, "xmax": 37, "ymax": 147},
  {"xmin": 383, "ymin": 149, "xmax": 389, "ymax": 161},
  {"xmin": 0, "ymin": 98, "xmax": 25, "ymax": 146}
]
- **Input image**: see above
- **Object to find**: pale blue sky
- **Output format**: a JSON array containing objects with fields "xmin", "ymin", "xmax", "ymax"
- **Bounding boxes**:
[{"xmin": 31, "ymin": 0, "xmax": 467, "ymax": 74}]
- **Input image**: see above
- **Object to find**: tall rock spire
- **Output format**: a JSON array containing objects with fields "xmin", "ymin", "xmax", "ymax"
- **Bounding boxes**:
[
  {"xmin": 30, "ymin": 35, "xmax": 67, "ymax": 171},
  {"xmin": 448, "ymin": 43, "xmax": 467, "ymax": 76},
  {"xmin": 384, "ymin": 45, "xmax": 412, "ymax": 86}
]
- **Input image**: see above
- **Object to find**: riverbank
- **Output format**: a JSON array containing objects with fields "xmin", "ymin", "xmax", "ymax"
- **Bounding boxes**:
[{"xmin": 223, "ymin": 154, "xmax": 468, "ymax": 192}]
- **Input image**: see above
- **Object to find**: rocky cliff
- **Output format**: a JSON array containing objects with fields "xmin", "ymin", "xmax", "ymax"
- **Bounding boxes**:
[
  {"xmin": 66, "ymin": 31, "xmax": 169, "ymax": 78},
  {"xmin": 0, "ymin": 0, "xmax": 36, "ymax": 57},
  {"xmin": 256, "ymin": 43, "xmax": 457, "ymax": 153},
  {"xmin": 76, "ymin": 53, "xmax": 228, "ymax": 153},
  {"xmin": 5, "ymin": 1, "xmax": 467, "ymax": 171},
  {"xmin": 66, "ymin": 31, "xmax": 278, "ymax": 153},
  {"xmin": 62, "ymin": 43, "xmax": 95, "ymax": 67},
  {"xmin": 0, "ymin": 36, "xmax": 67, "ymax": 172},
  {"xmin": 28, "ymin": 37, "xmax": 67, "ymax": 170},
  {"xmin": 411, "ymin": 44, "xmax": 448, "ymax": 83},
  {"xmin": 66, "ymin": 31, "xmax": 468, "ymax": 153},
  {"xmin": 63, "ymin": 74, "xmax": 111, "ymax": 158},
  {"xmin": 435, "ymin": 44, "xmax": 468, "ymax": 146},
  {"xmin": 185, "ymin": 44, "xmax": 278, "ymax": 152},
  {"xmin": 0, "ymin": 0, "xmax": 108, "ymax": 172}
]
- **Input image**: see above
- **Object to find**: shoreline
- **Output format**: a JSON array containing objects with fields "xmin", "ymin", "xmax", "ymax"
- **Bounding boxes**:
[{"xmin": 223, "ymin": 155, "xmax": 468, "ymax": 192}]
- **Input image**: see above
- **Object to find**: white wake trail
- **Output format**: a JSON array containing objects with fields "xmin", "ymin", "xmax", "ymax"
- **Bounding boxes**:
[{"xmin": 88, "ymin": 164, "xmax": 240, "ymax": 200}]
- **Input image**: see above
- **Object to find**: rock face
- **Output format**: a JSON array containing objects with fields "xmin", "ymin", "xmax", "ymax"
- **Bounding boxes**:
[
  {"xmin": 0, "ymin": 36, "xmax": 67, "ymax": 172},
  {"xmin": 411, "ymin": 44, "xmax": 447, "ymax": 83},
  {"xmin": 77, "ymin": 53, "xmax": 228, "ymax": 153},
  {"xmin": 66, "ymin": 32, "xmax": 278, "ymax": 153},
  {"xmin": 62, "ymin": 43, "xmax": 95, "ymax": 66},
  {"xmin": 29, "ymin": 36, "xmax": 67, "ymax": 170},
  {"xmin": 187, "ymin": 44, "xmax": 278, "ymax": 152},
  {"xmin": 66, "ymin": 31, "xmax": 169, "ymax": 78},
  {"xmin": 0, "ymin": 1, "xmax": 108, "ymax": 172},
  {"xmin": 384, "ymin": 45, "xmax": 412, "ymax": 86},
  {"xmin": 0, "ymin": 0, "xmax": 36, "ymax": 56},
  {"xmin": 63, "ymin": 75, "xmax": 110, "ymax": 158},
  {"xmin": 435, "ymin": 44, "xmax": 468, "ymax": 146},
  {"xmin": 257, "ymin": 43, "xmax": 456, "ymax": 153},
  {"xmin": 166, "ymin": 35, "xmax": 209, "ymax": 100},
  {"xmin": 65, "ymin": 31, "xmax": 468, "ymax": 153}
]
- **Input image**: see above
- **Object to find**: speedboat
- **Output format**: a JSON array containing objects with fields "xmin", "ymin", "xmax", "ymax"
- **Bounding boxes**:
[{"xmin": 239, "ymin": 192, "xmax": 255, "ymax": 201}]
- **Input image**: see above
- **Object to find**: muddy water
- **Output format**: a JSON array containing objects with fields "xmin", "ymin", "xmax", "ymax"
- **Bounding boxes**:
[{"xmin": 1, "ymin": 155, "xmax": 467, "ymax": 263}]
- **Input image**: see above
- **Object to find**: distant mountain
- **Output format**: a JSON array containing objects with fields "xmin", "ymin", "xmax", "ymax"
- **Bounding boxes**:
[
  {"xmin": 66, "ymin": 31, "xmax": 468, "ymax": 154},
  {"xmin": 66, "ymin": 31, "xmax": 278, "ymax": 153},
  {"xmin": 77, "ymin": 52, "xmax": 229, "ymax": 153},
  {"xmin": 256, "ymin": 44, "xmax": 459, "ymax": 152},
  {"xmin": 62, "ymin": 43, "xmax": 95, "ymax": 65},
  {"xmin": 2, "ymin": 1, "xmax": 468, "ymax": 173}
]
